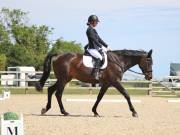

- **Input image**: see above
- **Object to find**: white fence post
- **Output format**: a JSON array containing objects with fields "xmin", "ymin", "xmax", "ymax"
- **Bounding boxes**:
[{"xmin": 148, "ymin": 81, "xmax": 153, "ymax": 95}]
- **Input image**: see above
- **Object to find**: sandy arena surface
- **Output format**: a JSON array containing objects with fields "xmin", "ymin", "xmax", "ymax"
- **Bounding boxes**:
[{"xmin": 0, "ymin": 94, "xmax": 180, "ymax": 135}]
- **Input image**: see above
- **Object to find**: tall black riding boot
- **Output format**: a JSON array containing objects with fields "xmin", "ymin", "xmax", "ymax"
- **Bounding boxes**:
[{"xmin": 92, "ymin": 59, "xmax": 101, "ymax": 79}]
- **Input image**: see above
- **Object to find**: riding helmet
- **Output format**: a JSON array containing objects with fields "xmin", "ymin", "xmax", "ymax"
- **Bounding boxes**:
[{"xmin": 87, "ymin": 15, "xmax": 99, "ymax": 25}]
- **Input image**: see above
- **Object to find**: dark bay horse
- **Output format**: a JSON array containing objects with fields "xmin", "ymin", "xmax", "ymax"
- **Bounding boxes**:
[{"xmin": 35, "ymin": 49, "xmax": 153, "ymax": 117}]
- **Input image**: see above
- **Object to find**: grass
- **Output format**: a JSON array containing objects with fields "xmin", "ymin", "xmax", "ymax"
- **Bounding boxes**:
[
  {"xmin": 1, "ymin": 81, "xmax": 179, "ymax": 97},
  {"xmin": 0, "ymin": 87, "xmax": 148, "ymax": 95},
  {"xmin": 1, "ymin": 77, "xmax": 180, "ymax": 99},
  {"xmin": 152, "ymin": 92, "xmax": 180, "ymax": 98},
  {"xmin": 1, "ymin": 87, "xmax": 180, "ymax": 98}
]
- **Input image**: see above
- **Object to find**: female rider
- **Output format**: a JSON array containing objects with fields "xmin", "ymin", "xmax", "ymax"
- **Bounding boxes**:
[{"xmin": 85, "ymin": 15, "xmax": 109, "ymax": 79}]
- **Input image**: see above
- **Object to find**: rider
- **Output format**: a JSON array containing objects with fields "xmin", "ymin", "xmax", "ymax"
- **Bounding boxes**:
[{"xmin": 85, "ymin": 15, "xmax": 109, "ymax": 79}]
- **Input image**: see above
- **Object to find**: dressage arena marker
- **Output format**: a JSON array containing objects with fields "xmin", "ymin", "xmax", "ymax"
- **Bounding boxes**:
[
  {"xmin": 0, "ymin": 114, "xmax": 24, "ymax": 135},
  {"xmin": 3, "ymin": 91, "xmax": 10, "ymax": 99},
  {"xmin": 0, "ymin": 97, "xmax": 4, "ymax": 101},
  {"xmin": 0, "ymin": 91, "xmax": 10, "ymax": 101},
  {"xmin": 167, "ymin": 99, "xmax": 180, "ymax": 103},
  {"xmin": 66, "ymin": 99, "xmax": 141, "ymax": 103},
  {"xmin": 0, "ymin": 95, "xmax": 4, "ymax": 101}
]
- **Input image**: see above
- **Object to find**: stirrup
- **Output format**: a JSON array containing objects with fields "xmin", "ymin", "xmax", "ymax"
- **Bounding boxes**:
[
  {"xmin": 94, "ymin": 68, "xmax": 101, "ymax": 80},
  {"xmin": 95, "ymin": 72, "xmax": 99, "ymax": 80}
]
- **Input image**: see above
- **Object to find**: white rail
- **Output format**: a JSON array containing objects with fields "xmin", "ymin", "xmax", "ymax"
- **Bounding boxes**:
[{"xmin": 0, "ymin": 71, "xmax": 179, "ymax": 96}]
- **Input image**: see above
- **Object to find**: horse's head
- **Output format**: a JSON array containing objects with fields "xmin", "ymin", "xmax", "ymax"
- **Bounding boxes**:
[{"xmin": 139, "ymin": 49, "xmax": 153, "ymax": 80}]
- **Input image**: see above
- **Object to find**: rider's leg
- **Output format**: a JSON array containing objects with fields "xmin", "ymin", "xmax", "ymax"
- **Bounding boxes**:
[
  {"xmin": 88, "ymin": 49, "xmax": 103, "ymax": 79},
  {"xmin": 87, "ymin": 49, "xmax": 103, "ymax": 61}
]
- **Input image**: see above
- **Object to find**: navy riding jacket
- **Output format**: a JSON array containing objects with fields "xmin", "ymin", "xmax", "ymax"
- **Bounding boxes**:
[{"xmin": 86, "ymin": 26, "xmax": 108, "ymax": 50}]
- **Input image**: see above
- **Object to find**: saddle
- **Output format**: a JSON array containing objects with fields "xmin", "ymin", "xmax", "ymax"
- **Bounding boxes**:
[{"xmin": 83, "ymin": 47, "xmax": 108, "ymax": 69}]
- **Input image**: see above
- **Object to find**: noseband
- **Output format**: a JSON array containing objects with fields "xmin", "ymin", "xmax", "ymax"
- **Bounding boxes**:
[
  {"xmin": 128, "ymin": 58, "xmax": 153, "ymax": 76},
  {"xmin": 141, "ymin": 58, "xmax": 153, "ymax": 75}
]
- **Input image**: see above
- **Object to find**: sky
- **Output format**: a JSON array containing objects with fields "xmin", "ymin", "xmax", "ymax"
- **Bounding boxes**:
[{"xmin": 0, "ymin": 0, "xmax": 180, "ymax": 78}]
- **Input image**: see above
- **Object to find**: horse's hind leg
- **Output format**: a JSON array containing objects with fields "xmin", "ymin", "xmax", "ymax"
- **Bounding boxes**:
[
  {"xmin": 41, "ymin": 82, "xmax": 57, "ymax": 115},
  {"xmin": 113, "ymin": 82, "xmax": 138, "ymax": 117},
  {"xmin": 55, "ymin": 80, "xmax": 69, "ymax": 116}
]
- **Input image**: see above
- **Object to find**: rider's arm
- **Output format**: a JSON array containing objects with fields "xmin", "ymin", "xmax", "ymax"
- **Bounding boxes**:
[
  {"xmin": 87, "ymin": 28, "xmax": 102, "ymax": 48},
  {"xmin": 98, "ymin": 36, "xmax": 108, "ymax": 48}
]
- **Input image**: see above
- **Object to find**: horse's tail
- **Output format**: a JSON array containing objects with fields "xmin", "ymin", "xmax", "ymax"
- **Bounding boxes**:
[{"xmin": 35, "ymin": 53, "xmax": 58, "ymax": 92}]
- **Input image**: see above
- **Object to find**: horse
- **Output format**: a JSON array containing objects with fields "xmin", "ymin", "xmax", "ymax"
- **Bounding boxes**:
[{"xmin": 35, "ymin": 49, "xmax": 153, "ymax": 117}]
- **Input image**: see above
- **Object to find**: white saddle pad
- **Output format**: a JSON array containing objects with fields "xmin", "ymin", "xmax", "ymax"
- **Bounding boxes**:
[{"xmin": 83, "ymin": 52, "xmax": 108, "ymax": 69}]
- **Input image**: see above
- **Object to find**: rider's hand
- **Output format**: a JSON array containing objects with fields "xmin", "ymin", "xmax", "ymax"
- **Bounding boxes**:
[
  {"xmin": 101, "ymin": 46, "xmax": 107, "ymax": 52},
  {"xmin": 107, "ymin": 46, "xmax": 111, "ymax": 51}
]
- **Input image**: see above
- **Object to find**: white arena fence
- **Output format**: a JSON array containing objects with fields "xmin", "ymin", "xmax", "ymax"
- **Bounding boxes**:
[{"xmin": 0, "ymin": 71, "xmax": 179, "ymax": 96}]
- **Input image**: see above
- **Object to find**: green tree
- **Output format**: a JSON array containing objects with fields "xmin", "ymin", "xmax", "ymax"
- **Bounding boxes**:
[
  {"xmin": 0, "ymin": 8, "xmax": 84, "ymax": 71},
  {"xmin": 10, "ymin": 24, "xmax": 52, "ymax": 70},
  {"xmin": 0, "ymin": 22, "xmax": 12, "ymax": 54},
  {"xmin": 7, "ymin": 45, "xmax": 33, "ymax": 66},
  {"xmin": 50, "ymin": 38, "xmax": 83, "ymax": 54},
  {"xmin": 0, "ymin": 8, "xmax": 52, "ymax": 70},
  {"xmin": 0, "ymin": 54, "xmax": 6, "ymax": 70},
  {"xmin": 0, "ymin": 8, "xmax": 28, "ymax": 29}
]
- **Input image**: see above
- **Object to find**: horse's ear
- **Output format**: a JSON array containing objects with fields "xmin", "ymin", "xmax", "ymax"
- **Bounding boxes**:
[{"xmin": 147, "ymin": 49, "xmax": 153, "ymax": 58}]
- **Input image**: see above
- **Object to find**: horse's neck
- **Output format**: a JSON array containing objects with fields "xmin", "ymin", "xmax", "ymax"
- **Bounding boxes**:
[
  {"xmin": 122, "ymin": 56, "xmax": 140, "ymax": 72},
  {"xmin": 107, "ymin": 52, "xmax": 141, "ymax": 72}
]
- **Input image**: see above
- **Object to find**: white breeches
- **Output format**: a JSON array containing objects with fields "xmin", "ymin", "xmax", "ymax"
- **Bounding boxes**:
[{"xmin": 87, "ymin": 49, "xmax": 103, "ymax": 60}]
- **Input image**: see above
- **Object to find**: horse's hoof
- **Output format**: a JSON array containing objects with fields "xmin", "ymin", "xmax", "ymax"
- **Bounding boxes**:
[
  {"xmin": 132, "ymin": 112, "xmax": 138, "ymax": 117},
  {"xmin": 94, "ymin": 114, "xmax": 100, "ymax": 117},
  {"xmin": 35, "ymin": 82, "xmax": 43, "ymax": 92},
  {"xmin": 41, "ymin": 108, "xmax": 47, "ymax": 115},
  {"xmin": 62, "ymin": 111, "xmax": 69, "ymax": 116}
]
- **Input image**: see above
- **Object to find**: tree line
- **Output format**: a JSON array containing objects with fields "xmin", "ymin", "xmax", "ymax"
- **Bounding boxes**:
[{"xmin": 0, "ymin": 8, "xmax": 83, "ymax": 71}]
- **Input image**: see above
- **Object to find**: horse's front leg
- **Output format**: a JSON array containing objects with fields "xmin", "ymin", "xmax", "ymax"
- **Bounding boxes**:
[
  {"xmin": 92, "ymin": 84, "xmax": 110, "ymax": 117},
  {"xmin": 113, "ymin": 82, "xmax": 138, "ymax": 117}
]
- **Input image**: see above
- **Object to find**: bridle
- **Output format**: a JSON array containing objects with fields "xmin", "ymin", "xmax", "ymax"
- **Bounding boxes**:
[
  {"xmin": 109, "ymin": 56, "xmax": 152, "ymax": 76},
  {"xmin": 107, "ymin": 51, "xmax": 153, "ymax": 76},
  {"xmin": 139, "ymin": 58, "xmax": 153, "ymax": 76}
]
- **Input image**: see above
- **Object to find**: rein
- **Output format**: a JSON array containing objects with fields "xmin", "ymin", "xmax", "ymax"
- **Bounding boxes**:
[
  {"xmin": 107, "ymin": 51, "xmax": 152, "ymax": 76},
  {"xmin": 108, "ymin": 59, "xmax": 144, "ymax": 75},
  {"xmin": 127, "ymin": 69, "xmax": 144, "ymax": 75},
  {"xmin": 107, "ymin": 54, "xmax": 151, "ymax": 76}
]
